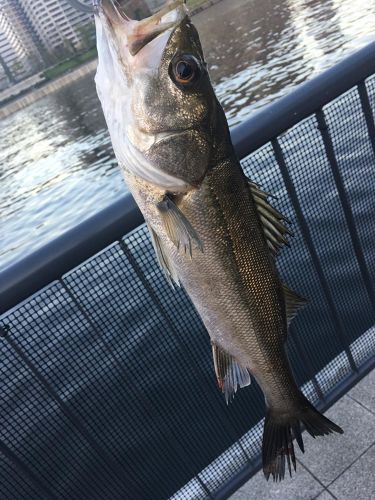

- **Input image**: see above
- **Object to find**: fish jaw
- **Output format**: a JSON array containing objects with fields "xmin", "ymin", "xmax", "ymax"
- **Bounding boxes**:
[
  {"xmin": 94, "ymin": 0, "xmax": 220, "ymax": 190},
  {"xmin": 94, "ymin": 0, "xmax": 188, "ymax": 101},
  {"xmin": 94, "ymin": 0, "xmax": 193, "ymax": 190},
  {"xmin": 94, "ymin": 0, "xmax": 188, "ymax": 70}
]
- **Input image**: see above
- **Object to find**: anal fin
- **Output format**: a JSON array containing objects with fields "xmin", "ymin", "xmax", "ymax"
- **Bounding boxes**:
[
  {"xmin": 212, "ymin": 344, "xmax": 251, "ymax": 404},
  {"xmin": 283, "ymin": 284, "xmax": 307, "ymax": 329},
  {"xmin": 157, "ymin": 195, "xmax": 203, "ymax": 257}
]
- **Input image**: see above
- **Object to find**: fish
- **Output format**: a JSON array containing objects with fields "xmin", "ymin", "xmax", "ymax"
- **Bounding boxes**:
[{"xmin": 93, "ymin": 0, "xmax": 343, "ymax": 481}]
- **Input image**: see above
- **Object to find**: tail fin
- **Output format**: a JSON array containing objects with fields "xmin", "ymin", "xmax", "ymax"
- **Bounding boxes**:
[{"xmin": 262, "ymin": 397, "xmax": 343, "ymax": 481}]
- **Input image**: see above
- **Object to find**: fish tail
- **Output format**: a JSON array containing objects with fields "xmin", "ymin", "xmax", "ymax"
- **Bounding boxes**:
[{"xmin": 262, "ymin": 395, "xmax": 343, "ymax": 481}]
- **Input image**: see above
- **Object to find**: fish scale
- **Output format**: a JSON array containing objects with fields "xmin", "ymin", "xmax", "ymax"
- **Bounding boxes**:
[{"xmin": 172, "ymin": 158, "xmax": 293, "ymax": 402}]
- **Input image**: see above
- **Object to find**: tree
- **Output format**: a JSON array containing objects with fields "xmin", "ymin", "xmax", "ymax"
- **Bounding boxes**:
[
  {"xmin": 11, "ymin": 60, "xmax": 24, "ymax": 78},
  {"xmin": 0, "ymin": 54, "xmax": 15, "ymax": 84},
  {"xmin": 77, "ymin": 22, "xmax": 96, "ymax": 51},
  {"xmin": 53, "ymin": 38, "xmax": 76, "ymax": 60}
]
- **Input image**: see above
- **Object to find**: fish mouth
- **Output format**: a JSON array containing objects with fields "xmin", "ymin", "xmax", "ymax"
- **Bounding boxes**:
[
  {"xmin": 94, "ymin": 0, "xmax": 187, "ymax": 56},
  {"xmin": 153, "ymin": 127, "xmax": 197, "ymax": 145},
  {"xmin": 127, "ymin": 126, "xmax": 199, "ymax": 154}
]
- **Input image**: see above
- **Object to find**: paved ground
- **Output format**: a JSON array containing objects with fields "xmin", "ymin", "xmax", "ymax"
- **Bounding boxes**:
[{"xmin": 230, "ymin": 369, "xmax": 375, "ymax": 500}]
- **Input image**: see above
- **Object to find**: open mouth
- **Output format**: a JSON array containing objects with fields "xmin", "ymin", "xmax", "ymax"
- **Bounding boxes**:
[{"xmin": 94, "ymin": 0, "xmax": 187, "ymax": 56}]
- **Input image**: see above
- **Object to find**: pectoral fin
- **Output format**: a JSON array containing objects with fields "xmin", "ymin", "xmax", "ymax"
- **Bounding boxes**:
[
  {"xmin": 212, "ymin": 344, "xmax": 251, "ymax": 404},
  {"xmin": 248, "ymin": 181, "xmax": 293, "ymax": 256},
  {"xmin": 147, "ymin": 224, "xmax": 180, "ymax": 287},
  {"xmin": 157, "ymin": 195, "xmax": 203, "ymax": 257}
]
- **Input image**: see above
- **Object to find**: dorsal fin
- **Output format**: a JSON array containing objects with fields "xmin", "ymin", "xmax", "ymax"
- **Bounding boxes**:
[
  {"xmin": 283, "ymin": 284, "xmax": 307, "ymax": 329},
  {"xmin": 212, "ymin": 344, "xmax": 251, "ymax": 404},
  {"xmin": 248, "ymin": 181, "xmax": 293, "ymax": 256},
  {"xmin": 147, "ymin": 224, "xmax": 180, "ymax": 288}
]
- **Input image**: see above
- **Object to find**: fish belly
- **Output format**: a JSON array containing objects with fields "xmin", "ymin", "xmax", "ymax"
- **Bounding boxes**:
[{"xmin": 124, "ymin": 160, "xmax": 297, "ymax": 408}]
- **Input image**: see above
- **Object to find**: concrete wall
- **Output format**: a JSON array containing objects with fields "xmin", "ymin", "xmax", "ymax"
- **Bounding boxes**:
[{"xmin": 0, "ymin": 59, "xmax": 97, "ymax": 120}]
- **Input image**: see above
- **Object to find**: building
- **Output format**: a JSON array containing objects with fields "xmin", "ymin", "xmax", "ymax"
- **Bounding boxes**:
[
  {"xmin": 0, "ymin": 0, "xmax": 157, "ymax": 90},
  {"xmin": 12, "ymin": 0, "xmax": 51, "ymax": 65},
  {"xmin": 0, "ymin": 0, "xmax": 93, "ymax": 90},
  {"xmin": 18, "ymin": 0, "xmax": 94, "ymax": 57},
  {"xmin": 1, "ymin": 0, "xmax": 45, "ymax": 63},
  {"xmin": 0, "ymin": 4, "xmax": 36, "ymax": 89}
]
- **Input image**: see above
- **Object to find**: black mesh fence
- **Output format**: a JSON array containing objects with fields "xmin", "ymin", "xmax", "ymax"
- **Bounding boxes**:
[{"xmin": 1, "ymin": 72, "xmax": 375, "ymax": 499}]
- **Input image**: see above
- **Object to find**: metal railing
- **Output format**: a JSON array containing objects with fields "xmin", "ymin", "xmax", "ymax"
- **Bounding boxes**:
[{"xmin": 1, "ymin": 42, "xmax": 375, "ymax": 500}]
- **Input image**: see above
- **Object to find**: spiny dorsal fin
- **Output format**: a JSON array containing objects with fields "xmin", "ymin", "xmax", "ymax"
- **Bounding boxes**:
[
  {"xmin": 157, "ymin": 195, "xmax": 203, "ymax": 257},
  {"xmin": 248, "ymin": 181, "xmax": 293, "ymax": 256},
  {"xmin": 212, "ymin": 344, "xmax": 251, "ymax": 404},
  {"xmin": 283, "ymin": 284, "xmax": 307, "ymax": 328},
  {"xmin": 147, "ymin": 224, "xmax": 180, "ymax": 288}
]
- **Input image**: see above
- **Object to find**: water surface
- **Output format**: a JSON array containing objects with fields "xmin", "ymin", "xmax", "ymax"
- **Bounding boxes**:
[{"xmin": 1, "ymin": 0, "xmax": 375, "ymax": 270}]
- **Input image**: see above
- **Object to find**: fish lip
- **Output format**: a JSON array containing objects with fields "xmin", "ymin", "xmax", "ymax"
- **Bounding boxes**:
[
  {"xmin": 94, "ymin": 0, "xmax": 186, "ymax": 23},
  {"xmin": 155, "ymin": 127, "xmax": 195, "ymax": 138},
  {"xmin": 94, "ymin": 0, "xmax": 188, "ymax": 55},
  {"xmin": 145, "ymin": 127, "xmax": 199, "ymax": 148},
  {"xmin": 127, "ymin": 127, "xmax": 198, "ymax": 155}
]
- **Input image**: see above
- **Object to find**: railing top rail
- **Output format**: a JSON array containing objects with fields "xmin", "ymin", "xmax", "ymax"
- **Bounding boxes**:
[
  {"xmin": 232, "ymin": 40, "xmax": 375, "ymax": 158},
  {"xmin": 1, "ymin": 41, "xmax": 375, "ymax": 315},
  {"xmin": 0, "ymin": 197, "xmax": 143, "ymax": 315}
]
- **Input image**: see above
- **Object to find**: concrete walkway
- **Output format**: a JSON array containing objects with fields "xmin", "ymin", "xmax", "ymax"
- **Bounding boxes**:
[{"xmin": 230, "ymin": 369, "xmax": 375, "ymax": 500}]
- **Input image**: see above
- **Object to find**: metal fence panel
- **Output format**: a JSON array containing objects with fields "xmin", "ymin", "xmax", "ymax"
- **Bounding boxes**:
[{"xmin": 1, "ymin": 53, "xmax": 375, "ymax": 499}]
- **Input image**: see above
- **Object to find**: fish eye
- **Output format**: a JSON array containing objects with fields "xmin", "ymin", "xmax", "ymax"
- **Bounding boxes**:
[{"xmin": 170, "ymin": 54, "xmax": 201, "ymax": 87}]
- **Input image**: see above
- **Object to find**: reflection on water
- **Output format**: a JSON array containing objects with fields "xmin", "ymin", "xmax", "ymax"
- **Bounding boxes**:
[
  {"xmin": 1, "ymin": 0, "xmax": 374, "ymax": 270},
  {"xmin": 196, "ymin": 0, "xmax": 374, "ymax": 124}
]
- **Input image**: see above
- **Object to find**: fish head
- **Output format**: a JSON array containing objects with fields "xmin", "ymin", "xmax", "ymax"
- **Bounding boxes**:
[{"xmin": 94, "ymin": 0, "xmax": 228, "ymax": 191}]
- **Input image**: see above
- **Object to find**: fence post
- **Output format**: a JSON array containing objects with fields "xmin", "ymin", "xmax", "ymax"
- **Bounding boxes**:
[
  {"xmin": 316, "ymin": 109, "xmax": 375, "ymax": 313},
  {"xmin": 357, "ymin": 81, "xmax": 375, "ymax": 160},
  {"xmin": 271, "ymin": 138, "xmax": 358, "ymax": 373},
  {"xmin": 0, "ymin": 325, "xmax": 130, "ymax": 498}
]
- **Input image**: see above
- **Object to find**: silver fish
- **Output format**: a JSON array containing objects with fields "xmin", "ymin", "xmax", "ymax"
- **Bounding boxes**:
[{"xmin": 94, "ymin": 0, "xmax": 343, "ymax": 481}]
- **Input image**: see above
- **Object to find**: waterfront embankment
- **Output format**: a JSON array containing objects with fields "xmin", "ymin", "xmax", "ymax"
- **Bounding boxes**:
[
  {"xmin": 0, "ymin": 0, "xmax": 225, "ymax": 121},
  {"xmin": 0, "ymin": 60, "xmax": 97, "ymax": 120}
]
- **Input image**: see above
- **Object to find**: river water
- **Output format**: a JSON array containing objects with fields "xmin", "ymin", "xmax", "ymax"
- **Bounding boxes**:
[{"xmin": 1, "ymin": 0, "xmax": 375, "ymax": 271}]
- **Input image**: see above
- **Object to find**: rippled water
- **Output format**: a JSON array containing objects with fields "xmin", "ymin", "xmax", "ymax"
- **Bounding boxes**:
[{"xmin": 1, "ymin": 0, "xmax": 375, "ymax": 271}]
